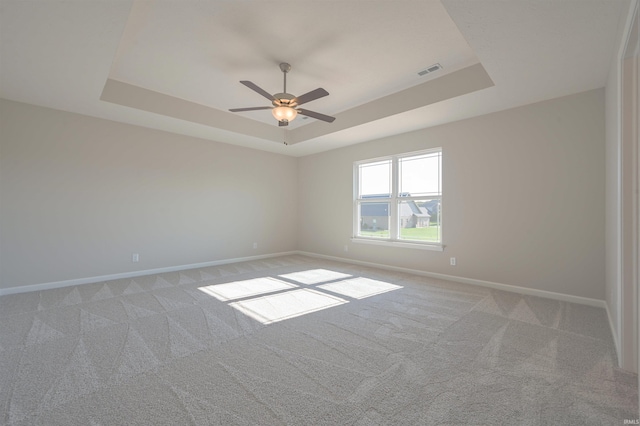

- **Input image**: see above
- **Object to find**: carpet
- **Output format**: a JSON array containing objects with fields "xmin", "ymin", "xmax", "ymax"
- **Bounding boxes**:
[{"xmin": 0, "ymin": 255, "xmax": 637, "ymax": 425}]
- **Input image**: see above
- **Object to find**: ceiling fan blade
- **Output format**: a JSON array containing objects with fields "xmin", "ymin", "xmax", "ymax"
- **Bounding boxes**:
[
  {"xmin": 229, "ymin": 106, "xmax": 272, "ymax": 112},
  {"xmin": 294, "ymin": 88, "xmax": 329, "ymax": 106},
  {"xmin": 279, "ymin": 120, "xmax": 289, "ymax": 127},
  {"xmin": 297, "ymin": 108, "xmax": 335, "ymax": 123},
  {"xmin": 240, "ymin": 81, "xmax": 276, "ymax": 101}
]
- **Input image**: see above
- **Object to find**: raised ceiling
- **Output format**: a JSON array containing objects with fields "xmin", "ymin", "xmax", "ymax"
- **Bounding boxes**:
[{"xmin": 0, "ymin": 0, "xmax": 629, "ymax": 156}]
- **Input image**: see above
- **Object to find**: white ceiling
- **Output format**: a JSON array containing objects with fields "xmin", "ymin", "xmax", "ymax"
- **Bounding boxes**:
[{"xmin": 0, "ymin": 0, "xmax": 629, "ymax": 157}]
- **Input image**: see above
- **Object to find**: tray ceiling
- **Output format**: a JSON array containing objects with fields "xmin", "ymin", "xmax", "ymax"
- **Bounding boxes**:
[{"xmin": 0, "ymin": 0, "xmax": 629, "ymax": 156}]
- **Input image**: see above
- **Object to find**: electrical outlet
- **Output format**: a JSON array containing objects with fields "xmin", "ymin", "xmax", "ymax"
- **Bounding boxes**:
[
  {"xmin": 253, "ymin": 242, "xmax": 258, "ymax": 249},
  {"xmin": 344, "ymin": 245, "xmax": 349, "ymax": 252},
  {"xmin": 450, "ymin": 257, "xmax": 456, "ymax": 266},
  {"xmin": 132, "ymin": 253, "xmax": 139, "ymax": 263}
]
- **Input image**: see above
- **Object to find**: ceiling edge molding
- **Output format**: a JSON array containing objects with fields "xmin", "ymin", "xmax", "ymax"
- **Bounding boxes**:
[
  {"xmin": 287, "ymin": 62, "xmax": 494, "ymax": 145},
  {"xmin": 100, "ymin": 79, "xmax": 283, "ymax": 143}
]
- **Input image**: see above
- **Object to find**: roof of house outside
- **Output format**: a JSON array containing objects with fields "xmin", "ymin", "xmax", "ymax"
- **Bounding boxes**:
[{"xmin": 361, "ymin": 200, "xmax": 430, "ymax": 218}]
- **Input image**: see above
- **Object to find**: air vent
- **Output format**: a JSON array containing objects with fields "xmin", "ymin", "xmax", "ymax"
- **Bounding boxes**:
[{"xmin": 417, "ymin": 63, "xmax": 442, "ymax": 76}]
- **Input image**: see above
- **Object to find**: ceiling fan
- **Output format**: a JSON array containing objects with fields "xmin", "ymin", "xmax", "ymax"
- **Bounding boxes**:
[{"xmin": 229, "ymin": 63, "xmax": 336, "ymax": 127}]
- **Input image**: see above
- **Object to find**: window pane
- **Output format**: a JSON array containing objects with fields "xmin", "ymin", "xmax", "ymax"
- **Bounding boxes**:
[
  {"xmin": 359, "ymin": 160, "xmax": 391, "ymax": 197},
  {"xmin": 399, "ymin": 153, "xmax": 441, "ymax": 197},
  {"xmin": 358, "ymin": 202, "xmax": 389, "ymax": 238},
  {"xmin": 398, "ymin": 199, "xmax": 441, "ymax": 242}
]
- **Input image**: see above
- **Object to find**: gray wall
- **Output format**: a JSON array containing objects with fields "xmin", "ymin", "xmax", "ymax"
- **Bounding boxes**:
[
  {"xmin": 298, "ymin": 89, "xmax": 605, "ymax": 300},
  {"xmin": 0, "ymin": 99, "xmax": 298, "ymax": 290}
]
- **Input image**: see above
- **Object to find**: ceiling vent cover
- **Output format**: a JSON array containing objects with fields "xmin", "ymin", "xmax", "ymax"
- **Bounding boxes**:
[{"xmin": 417, "ymin": 63, "xmax": 442, "ymax": 76}]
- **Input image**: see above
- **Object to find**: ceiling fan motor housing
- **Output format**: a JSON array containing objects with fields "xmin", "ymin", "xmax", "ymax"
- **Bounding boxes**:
[
  {"xmin": 279, "ymin": 63, "xmax": 292, "ymax": 73},
  {"xmin": 272, "ymin": 93, "xmax": 297, "ymax": 107}
]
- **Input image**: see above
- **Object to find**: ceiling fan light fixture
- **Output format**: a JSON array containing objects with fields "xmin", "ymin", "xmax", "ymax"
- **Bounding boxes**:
[
  {"xmin": 230, "ymin": 63, "xmax": 334, "ymax": 126},
  {"xmin": 272, "ymin": 106, "xmax": 297, "ymax": 122}
]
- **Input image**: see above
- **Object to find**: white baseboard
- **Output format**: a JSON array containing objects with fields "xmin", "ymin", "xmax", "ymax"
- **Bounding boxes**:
[
  {"xmin": 0, "ymin": 251, "xmax": 298, "ymax": 297},
  {"xmin": 1, "ymin": 249, "xmax": 608, "ymax": 311},
  {"xmin": 0, "ymin": 248, "xmax": 621, "ymax": 361},
  {"xmin": 297, "ymin": 251, "xmax": 607, "ymax": 308}
]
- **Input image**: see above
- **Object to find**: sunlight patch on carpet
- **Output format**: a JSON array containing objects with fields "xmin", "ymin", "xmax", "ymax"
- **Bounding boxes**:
[
  {"xmin": 318, "ymin": 277, "xmax": 402, "ymax": 299},
  {"xmin": 198, "ymin": 277, "xmax": 297, "ymax": 302},
  {"xmin": 229, "ymin": 289, "xmax": 347, "ymax": 324},
  {"xmin": 198, "ymin": 270, "xmax": 401, "ymax": 325},
  {"xmin": 278, "ymin": 269, "xmax": 352, "ymax": 285}
]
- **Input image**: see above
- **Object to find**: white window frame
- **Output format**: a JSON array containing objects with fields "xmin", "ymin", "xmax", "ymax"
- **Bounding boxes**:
[{"xmin": 352, "ymin": 148, "xmax": 444, "ymax": 251}]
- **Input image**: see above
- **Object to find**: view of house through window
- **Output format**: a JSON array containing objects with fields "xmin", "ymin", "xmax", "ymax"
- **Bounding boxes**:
[{"xmin": 355, "ymin": 149, "xmax": 442, "ymax": 245}]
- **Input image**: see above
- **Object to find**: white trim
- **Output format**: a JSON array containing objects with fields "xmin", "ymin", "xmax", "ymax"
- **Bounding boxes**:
[
  {"xmin": 1, "ymin": 248, "xmax": 608, "ymax": 309},
  {"xmin": 0, "ymin": 247, "xmax": 623, "ymax": 398},
  {"xmin": 298, "ymin": 251, "xmax": 606, "ymax": 308},
  {"xmin": 352, "ymin": 147, "xmax": 442, "ymax": 167},
  {"xmin": 391, "ymin": 156, "xmax": 399, "ymax": 240},
  {"xmin": 0, "ymin": 251, "xmax": 297, "ymax": 297},
  {"xmin": 619, "ymin": 0, "xmax": 640, "ymax": 373},
  {"xmin": 351, "ymin": 237, "xmax": 444, "ymax": 251},
  {"xmin": 354, "ymin": 148, "xmax": 443, "ymax": 244}
]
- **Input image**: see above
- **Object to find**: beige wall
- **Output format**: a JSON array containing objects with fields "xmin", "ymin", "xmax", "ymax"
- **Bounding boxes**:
[
  {"xmin": 0, "ymin": 99, "xmax": 298, "ymax": 290},
  {"xmin": 0, "ymin": 90, "xmax": 608, "ymax": 301},
  {"xmin": 298, "ymin": 89, "xmax": 605, "ymax": 300}
]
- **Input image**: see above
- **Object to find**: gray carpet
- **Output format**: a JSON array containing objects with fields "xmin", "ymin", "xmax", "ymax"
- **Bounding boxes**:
[{"xmin": 0, "ymin": 255, "xmax": 637, "ymax": 425}]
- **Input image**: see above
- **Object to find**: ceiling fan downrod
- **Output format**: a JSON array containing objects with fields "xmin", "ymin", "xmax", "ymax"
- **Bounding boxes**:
[{"xmin": 279, "ymin": 62, "xmax": 291, "ymax": 94}]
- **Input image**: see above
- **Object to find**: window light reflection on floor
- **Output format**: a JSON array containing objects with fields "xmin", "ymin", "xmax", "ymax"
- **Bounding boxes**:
[
  {"xmin": 198, "ymin": 269, "xmax": 403, "ymax": 325},
  {"xmin": 318, "ymin": 277, "xmax": 403, "ymax": 299},
  {"xmin": 278, "ymin": 269, "xmax": 352, "ymax": 285},
  {"xmin": 198, "ymin": 277, "xmax": 297, "ymax": 302},
  {"xmin": 229, "ymin": 288, "xmax": 348, "ymax": 325}
]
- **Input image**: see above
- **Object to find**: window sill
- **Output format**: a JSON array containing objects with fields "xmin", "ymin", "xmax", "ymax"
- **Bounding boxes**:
[{"xmin": 351, "ymin": 237, "xmax": 444, "ymax": 251}]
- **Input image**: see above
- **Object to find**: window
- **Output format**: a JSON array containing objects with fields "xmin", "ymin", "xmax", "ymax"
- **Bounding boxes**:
[{"xmin": 354, "ymin": 148, "xmax": 442, "ymax": 250}]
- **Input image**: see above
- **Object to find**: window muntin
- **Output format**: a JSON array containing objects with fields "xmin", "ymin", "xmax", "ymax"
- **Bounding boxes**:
[{"xmin": 355, "ymin": 149, "xmax": 442, "ymax": 246}]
